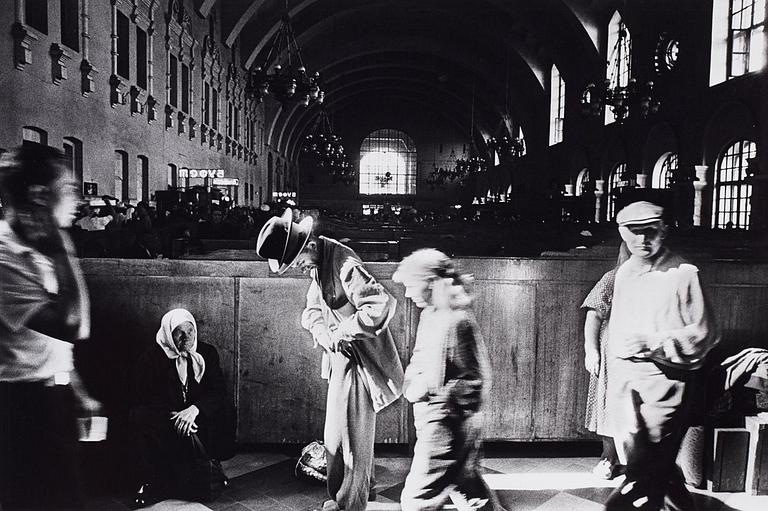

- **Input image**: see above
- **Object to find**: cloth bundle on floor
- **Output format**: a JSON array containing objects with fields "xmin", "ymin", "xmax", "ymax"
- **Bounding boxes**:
[{"xmin": 296, "ymin": 440, "xmax": 328, "ymax": 482}]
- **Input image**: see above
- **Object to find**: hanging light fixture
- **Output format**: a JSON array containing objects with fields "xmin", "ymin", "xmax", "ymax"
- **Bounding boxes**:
[
  {"xmin": 246, "ymin": 8, "xmax": 324, "ymax": 107},
  {"xmin": 486, "ymin": 134, "xmax": 525, "ymax": 159},
  {"xmin": 580, "ymin": 21, "xmax": 660, "ymax": 122},
  {"xmin": 453, "ymin": 74, "xmax": 488, "ymax": 180},
  {"xmin": 426, "ymin": 148, "xmax": 465, "ymax": 188},
  {"xmin": 302, "ymin": 109, "xmax": 356, "ymax": 184}
]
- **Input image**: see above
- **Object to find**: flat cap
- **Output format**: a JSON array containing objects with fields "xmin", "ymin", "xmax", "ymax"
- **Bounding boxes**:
[{"xmin": 616, "ymin": 201, "xmax": 664, "ymax": 226}]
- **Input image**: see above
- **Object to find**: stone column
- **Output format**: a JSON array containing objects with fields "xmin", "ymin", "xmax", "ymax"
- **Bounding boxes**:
[
  {"xmin": 693, "ymin": 165, "xmax": 708, "ymax": 227},
  {"xmin": 636, "ymin": 174, "xmax": 648, "ymax": 188},
  {"xmin": 594, "ymin": 179, "xmax": 605, "ymax": 223}
]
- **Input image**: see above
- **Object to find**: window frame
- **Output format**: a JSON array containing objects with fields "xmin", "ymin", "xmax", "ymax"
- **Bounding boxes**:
[
  {"xmin": 605, "ymin": 15, "xmax": 632, "ymax": 125},
  {"xmin": 607, "ymin": 162, "xmax": 627, "ymax": 219},
  {"xmin": 358, "ymin": 129, "xmax": 417, "ymax": 196},
  {"xmin": 727, "ymin": 0, "xmax": 767, "ymax": 78},
  {"xmin": 712, "ymin": 139, "xmax": 756, "ymax": 229},
  {"xmin": 116, "ymin": 10, "xmax": 130, "ymax": 80},
  {"xmin": 549, "ymin": 64, "xmax": 565, "ymax": 146},
  {"xmin": 60, "ymin": 0, "xmax": 80, "ymax": 52}
]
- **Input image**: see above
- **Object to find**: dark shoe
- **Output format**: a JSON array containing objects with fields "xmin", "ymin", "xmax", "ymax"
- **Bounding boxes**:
[{"xmin": 131, "ymin": 483, "xmax": 158, "ymax": 509}]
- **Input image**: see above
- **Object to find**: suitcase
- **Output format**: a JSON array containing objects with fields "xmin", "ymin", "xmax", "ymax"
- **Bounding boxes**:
[
  {"xmin": 744, "ymin": 415, "xmax": 768, "ymax": 495},
  {"xmin": 709, "ymin": 427, "xmax": 750, "ymax": 492}
]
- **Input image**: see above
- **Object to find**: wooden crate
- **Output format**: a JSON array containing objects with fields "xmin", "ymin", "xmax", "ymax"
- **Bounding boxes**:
[
  {"xmin": 744, "ymin": 415, "xmax": 768, "ymax": 495},
  {"xmin": 709, "ymin": 427, "xmax": 750, "ymax": 492}
]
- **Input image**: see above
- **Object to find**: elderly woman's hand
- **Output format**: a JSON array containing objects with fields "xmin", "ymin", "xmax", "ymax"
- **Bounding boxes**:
[{"xmin": 170, "ymin": 405, "xmax": 200, "ymax": 436}]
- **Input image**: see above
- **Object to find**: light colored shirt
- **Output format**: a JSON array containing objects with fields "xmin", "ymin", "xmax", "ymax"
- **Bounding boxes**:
[
  {"xmin": 75, "ymin": 215, "xmax": 113, "ymax": 231},
  {"xmin": 0, "ymin": 221, "xmax": 74, "ymax": 381},
  {"xmin": 608, "ymin": 248, "xmax": 719, "ymax": 369}
]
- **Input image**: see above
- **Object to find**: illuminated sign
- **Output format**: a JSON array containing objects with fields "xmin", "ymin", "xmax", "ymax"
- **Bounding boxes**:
[
  {"xmin": 178, "ymin": 168, "xmax": 225, "ymax": 179},
  {"xmin": 212, "ymin": 178, "xmax": 240, "ymax": 186}
]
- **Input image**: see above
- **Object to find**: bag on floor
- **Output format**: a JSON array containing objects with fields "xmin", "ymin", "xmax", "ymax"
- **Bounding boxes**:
[{"xmin": 295, "ymin": 440, "xmax": 327, "ymax": 482}]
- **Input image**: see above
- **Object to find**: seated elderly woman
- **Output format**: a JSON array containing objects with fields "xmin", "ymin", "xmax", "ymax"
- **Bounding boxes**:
[{"xmin": 128, "ymin": 308, "xmax": 232, "ymax": 507}]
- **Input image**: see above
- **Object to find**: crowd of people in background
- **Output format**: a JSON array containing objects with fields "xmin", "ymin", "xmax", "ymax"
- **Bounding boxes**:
[{"xmin": 68, "ymin": 197, "xmax": 280, "ymax": 259}]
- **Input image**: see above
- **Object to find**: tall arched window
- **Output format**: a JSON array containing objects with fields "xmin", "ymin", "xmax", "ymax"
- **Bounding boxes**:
[
  {"xmin": 713, "ymin": 139, "xmax": 756, "ymax": 229},
  {"xmin": 359, "ymin": 129, "xmax": 416, "ymax": 195},
  {"xmin": 549, "ymin": 64, "xmax": 565, "ymax": 145},
  {"xmin": 652, "ymin": 153, "xmax": 677, "ymax": 189},
  {"xmin": 575, "ymin": 169, "xmax": 590, "ymax": 196},
  {"xmin": 114, "ymin": 150, "xmax": 129, "ymax": 201},
  {"xmin": 607, "ymin": 162, "xmax": 626, "ymax": 219},
  {"xmin": 63, "ymin": 137, "xmax": 83, "ymax": 191},
  {"xmin": 605, "ymin": 13, "xmax": 632, "ymax": 125},
  {"xmin": 137, "ymin": 155, "xmax": 149, "ymax": 201}
]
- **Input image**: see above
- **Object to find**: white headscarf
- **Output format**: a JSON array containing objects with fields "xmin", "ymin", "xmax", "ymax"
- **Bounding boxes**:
[{"xmin": 155, "ymin": 308, "xmax": 206, "ymax": 385}]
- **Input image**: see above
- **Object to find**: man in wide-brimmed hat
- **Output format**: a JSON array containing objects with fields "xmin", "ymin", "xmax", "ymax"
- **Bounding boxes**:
[
  {"xmin": 257, "ymin": 209, "xmax": 404, "ymax": 511},
  {"xmin": 604, "ymin": 201, "xmax": 719, "ymax": 511}
]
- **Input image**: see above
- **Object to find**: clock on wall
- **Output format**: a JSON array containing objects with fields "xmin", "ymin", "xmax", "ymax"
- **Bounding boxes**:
[{"xmin": 655, "ymin": 32, "xmax": 680, "ymax": 74}]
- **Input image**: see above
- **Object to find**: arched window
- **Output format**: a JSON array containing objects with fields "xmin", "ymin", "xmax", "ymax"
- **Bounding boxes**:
[
  {"xmin": 713, "ymin": 139, "xmax": 756, "ymax": 229},
  {"xmin": 359, "ymin": 129, "xmax": 416, "ymax": 195},
  {"xmin": 22, "ymin": 126, "xmax": 48, "ymax": 146},
  {"xmin": 114, "ymin": 150, "xmax": 129, "ymax": 201},
  {"xmin": 137, "ymin": 155, "xmax": 149, "ymax": 201},
  {"xmin": 652, "ymin": 153, "xmax": 677, "ymax": 189},
  {"xmin": 605, "ymin": 13, "xmax": 632, "ymax": 125},
  {"xmin": 62, "ymin": 137, "xmax": 83, "ymax": 191},
  {"xmin": 575, "ymin": 169, "xmax": 590, "ymax": 196},
  {"xmin": 549, "ymin": 64, "xmax": 565, "ymax": 145},
  {"xmin": 607, "ymin": 162, "xmax": 626, "ymax": 219}
]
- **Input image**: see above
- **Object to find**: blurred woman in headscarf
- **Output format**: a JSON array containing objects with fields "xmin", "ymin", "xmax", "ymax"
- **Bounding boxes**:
[
  {"xmin": 128, "ymin": 308, "xmax": 233, "ymax": 507},
  {"xmin": 393, "ymin": 249, "xmax": 498, "ymax": 511}
]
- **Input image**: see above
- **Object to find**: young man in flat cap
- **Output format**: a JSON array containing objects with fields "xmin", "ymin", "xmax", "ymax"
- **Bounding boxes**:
[
  {"xmin": 256, "ymin": 209, "xmax": 404, "ymax": 511},
  {"xmin": 604, "ymin": 201, "xmax": 719, "ymax": 511}
]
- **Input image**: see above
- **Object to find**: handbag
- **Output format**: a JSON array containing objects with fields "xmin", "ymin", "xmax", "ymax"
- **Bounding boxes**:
[{"xmin": 183, "ymin": 433, "xmax": 227, "ymax": 502}]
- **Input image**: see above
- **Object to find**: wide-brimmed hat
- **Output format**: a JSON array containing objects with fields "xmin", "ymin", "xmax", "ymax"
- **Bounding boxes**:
[{"xmin": 256, "ymin": 208, "xmax": 313, "ymax": 274}]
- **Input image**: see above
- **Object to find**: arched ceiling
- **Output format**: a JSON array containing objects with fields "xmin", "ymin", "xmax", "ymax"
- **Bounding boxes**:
[{"xmin": 209, "ymin": 0, "xmax": 607, "ymax": 160}]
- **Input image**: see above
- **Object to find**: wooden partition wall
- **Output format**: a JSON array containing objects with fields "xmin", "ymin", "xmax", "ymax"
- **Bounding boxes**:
[{"xmin": 80, "ymin": 257, "xmax": 768, "ymax": 444}]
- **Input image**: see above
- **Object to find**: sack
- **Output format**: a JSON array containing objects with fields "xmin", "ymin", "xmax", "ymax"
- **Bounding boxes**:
[
  {"xmin": 295, "ymin": 440, "xmax": 327, "ymax": 482},
  {"xmin": 183, "ymin": 433, "xmax": 227, "ymax": 502}
]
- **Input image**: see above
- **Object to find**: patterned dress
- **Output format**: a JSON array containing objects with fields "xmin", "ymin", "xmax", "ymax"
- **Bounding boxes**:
[{"xmin": 581, "ymin": 268, "xmax": 616, "ymax": 436}]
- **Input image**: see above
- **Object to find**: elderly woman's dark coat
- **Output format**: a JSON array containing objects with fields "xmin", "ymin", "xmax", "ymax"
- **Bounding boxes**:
[{"xmin": 129, "ymin": 341, "xmax": 233, "ymax": 487}]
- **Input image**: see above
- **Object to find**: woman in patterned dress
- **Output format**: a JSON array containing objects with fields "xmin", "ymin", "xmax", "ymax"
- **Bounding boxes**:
[{"xmin": 581, "ymin": 243, "xmax": 629, "ymax": 479}]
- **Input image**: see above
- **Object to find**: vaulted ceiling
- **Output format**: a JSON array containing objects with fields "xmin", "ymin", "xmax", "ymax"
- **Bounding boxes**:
[{"xmin": 201, "ymin": 0, "xmax": 611, "ymax": 160}]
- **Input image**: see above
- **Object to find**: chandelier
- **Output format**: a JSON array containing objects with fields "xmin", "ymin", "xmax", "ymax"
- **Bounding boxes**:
[
  {"xmin": 486, "ymin": 135, "xmax": 525, "ymax": 159},
  {"xmin": 426, "ymin": 149, "xmax": 462, "ymax": 188},
  {"xmin": 580, "ymin": 22, "xmax": 660, "ymax": 122},
  {"xmin": 455, "ymin": 155, "xmax": 487, "ymax": 175},
  {"xmin": 246, "ymin": 13, "xmax": 324, "ymax": 106},
  {"xmin": 302, "ymin": 109, "xmax": 356, "ymax": 184}
]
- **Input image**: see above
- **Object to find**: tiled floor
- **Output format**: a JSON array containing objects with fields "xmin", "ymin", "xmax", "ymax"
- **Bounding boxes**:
[{"xmin": 80, "ymin": 447, "xmax": 768, "ymax": 511}]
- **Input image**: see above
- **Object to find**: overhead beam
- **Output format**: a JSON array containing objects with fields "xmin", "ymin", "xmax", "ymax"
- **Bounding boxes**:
[
  {"xmin": 197, "ymin": 0, "xmax": 217, "ymax": 18},
  {"xmin": 225, "ymin": 0, "xmax": 268, "ymax": 48}
]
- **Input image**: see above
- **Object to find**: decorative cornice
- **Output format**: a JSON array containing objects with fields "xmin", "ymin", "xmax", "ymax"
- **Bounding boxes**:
[{"xmin": 11, "ymin": 22, "xmax": 38, "ymax": 70}]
